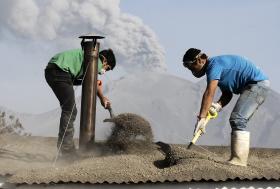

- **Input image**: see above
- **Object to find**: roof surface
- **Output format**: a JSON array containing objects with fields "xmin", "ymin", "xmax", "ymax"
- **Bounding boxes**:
[{"xmin": 0, "ymin": 134, "xmax": 279, "ymax": 185}]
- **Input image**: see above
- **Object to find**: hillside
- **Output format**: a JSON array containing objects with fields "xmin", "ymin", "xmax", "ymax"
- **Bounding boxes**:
[{"xmin": 5, "ymin": 72, "xmax": 280, "ymax": 148}]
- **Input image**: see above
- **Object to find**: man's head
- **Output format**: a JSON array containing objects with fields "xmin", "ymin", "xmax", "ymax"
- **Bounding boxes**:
[
  {"xmin": 182, "ymin": 48, "xmax": 208, "ymax": 78},
  {"xmin": 99, "ymin": 49, "xmax": 116, "ymax": 73}
]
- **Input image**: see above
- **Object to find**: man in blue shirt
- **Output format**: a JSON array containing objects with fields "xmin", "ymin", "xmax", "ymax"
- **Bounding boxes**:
[{"xmin": 183, "ymin": 48, "xmax": 270, "ymax": 166}]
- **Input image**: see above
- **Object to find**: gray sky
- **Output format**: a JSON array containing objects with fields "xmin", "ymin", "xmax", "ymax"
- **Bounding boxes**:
[
  {"xmin": 120, "ymin": 0, "xmax": 280, "ymax": 88},
  {"xmin": 0, "ymin": 0, "xmax": 279, "ymax": 114}
]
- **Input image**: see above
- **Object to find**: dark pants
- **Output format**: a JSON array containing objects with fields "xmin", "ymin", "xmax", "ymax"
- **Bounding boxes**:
[{"xmin": 45, "ymin": 64, "xmax": 77, "ymax": 153}]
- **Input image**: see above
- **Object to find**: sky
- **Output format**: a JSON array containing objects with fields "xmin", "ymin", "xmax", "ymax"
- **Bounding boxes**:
[
  {"xmin": 0, "ymin": 0, "xmax": 279, "ymax": 114},
  {"xmin": 120, "ymin": 0, "xmax": 280, "ymax": 84}
]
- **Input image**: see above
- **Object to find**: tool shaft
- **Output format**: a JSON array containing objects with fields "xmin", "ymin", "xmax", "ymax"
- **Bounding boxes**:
[
  {"xmin": 191, "ymin": 130, "xmax": 202, "ymax": 144},
  {"xmin": 108, "ymin": 107, "xmax": 115, "ymax": 118},
  {"xmin": 190, "ymin": 113, "xmax": 213, "ymax": 145}
]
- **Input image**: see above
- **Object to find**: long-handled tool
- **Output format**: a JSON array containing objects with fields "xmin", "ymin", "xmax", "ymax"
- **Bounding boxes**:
[
  {"xmin": 187, "ymin": 111, "xmax": 218, "ymax": 149},
  {"xmin": 107, "ymin": 106, "xmax": 115, "ymax": 118}
]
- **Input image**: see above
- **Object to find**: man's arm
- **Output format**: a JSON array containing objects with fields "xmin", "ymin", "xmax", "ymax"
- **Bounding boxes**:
[
  {"xmin": 97, "ymin": 80, "xmax": 110, "ymax": 109},
  {"xmin": 199, "ymin": 80, "xmax": 219, "ymax": 118},
  {"xmin": 217, "ymin": 90, "xmax": 233, "ymax": 108},
  {"xmin": 97, "ymin": 80, "xmax": 104, "ymax": 99}
]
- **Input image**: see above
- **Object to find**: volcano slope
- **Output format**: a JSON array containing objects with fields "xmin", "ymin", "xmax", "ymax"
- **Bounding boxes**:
[{"xmin": 0, "ymin": 113, "xmax": 279, "ymax": 184}]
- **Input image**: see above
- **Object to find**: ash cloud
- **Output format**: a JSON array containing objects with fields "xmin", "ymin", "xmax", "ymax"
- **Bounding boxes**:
[{"xmin": 0, "ymin": 0, "xmax": 166, "ymax": 72}]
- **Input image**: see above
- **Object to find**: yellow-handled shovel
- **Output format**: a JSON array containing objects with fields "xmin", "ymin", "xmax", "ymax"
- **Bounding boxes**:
[{"xmin": 187, "ymin": 111, "xmax": 218, "ymax": 149}]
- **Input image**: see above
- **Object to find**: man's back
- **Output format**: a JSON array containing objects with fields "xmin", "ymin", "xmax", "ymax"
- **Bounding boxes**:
[
  {"xmin": 206, "ymin": 55, "xmax": 268, "ymax": 94},
  {"xmin": 48, "ymin": 49, "xmax": 84, "ymax": 78}
]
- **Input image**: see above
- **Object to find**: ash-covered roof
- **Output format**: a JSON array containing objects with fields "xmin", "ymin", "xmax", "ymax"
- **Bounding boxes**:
[{"xmin": 0, "ymin": 134, "xmax": 280, "ymax": 185}]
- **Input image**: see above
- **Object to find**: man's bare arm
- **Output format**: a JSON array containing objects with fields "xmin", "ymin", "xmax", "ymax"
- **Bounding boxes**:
[
  {"xmin": 199, "ymin": 80, "xmax": 219, "ymax": 118},
  {"xmin": 97, "ymin": 80, "xmax": 104, "ymax": 100}
]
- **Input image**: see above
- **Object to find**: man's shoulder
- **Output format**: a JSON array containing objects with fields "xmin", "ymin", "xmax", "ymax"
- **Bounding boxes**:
[
  {"xmin": 209, "ymin": 54, "xmax": 239, "ymax": 60},
  {"xmin": 209, "ymin": 55, "xmax": 248, "ymax": 67},
  {"xmin": 211, "ymin": 54, "xmax": 250, "ymax": 62},
  {"xmin": 206, "ymin": 56, "xmax": 226, "ymax": 75},
  {"xmin": 207, "ymin": 56, "xmax": 223, "ymax": 68}
]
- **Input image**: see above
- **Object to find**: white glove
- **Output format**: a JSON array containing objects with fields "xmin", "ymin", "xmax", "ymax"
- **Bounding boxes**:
[
  {"xmin": 209, "ymin": 102, "xmax": 222, "ymax": 115},
  {"xmin": 193, "ymin": 118, "xmax": 208, "ymax": 136}
]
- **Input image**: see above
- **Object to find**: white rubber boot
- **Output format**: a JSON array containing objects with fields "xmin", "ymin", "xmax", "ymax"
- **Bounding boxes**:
[{"xmin": 228, "ymin": 131, "xmax": 250, "ymax": 167}]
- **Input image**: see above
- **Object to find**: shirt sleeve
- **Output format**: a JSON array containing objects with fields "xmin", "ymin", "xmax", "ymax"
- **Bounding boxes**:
[{"xmin": 207, "ymin": 62, "xmax": 223, "ymax": 83}]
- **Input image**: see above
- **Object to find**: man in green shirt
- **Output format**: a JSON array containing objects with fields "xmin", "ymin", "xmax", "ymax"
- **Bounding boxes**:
[{"xmin": 45, "ymin": 48, "xmax": 116, "ymax": 158}]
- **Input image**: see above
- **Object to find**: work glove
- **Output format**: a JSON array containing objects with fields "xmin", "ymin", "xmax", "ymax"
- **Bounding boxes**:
[
  {"xmin": 193, "ymin": 117, "xmax": 208, "ymax": 136},
  {"xmin": 101, "ymin": 96, "xmax": 111, "ymax": 109},
  {"xmin": 209, "ymin": 102, "xmax": 222, "ymax": 115}
]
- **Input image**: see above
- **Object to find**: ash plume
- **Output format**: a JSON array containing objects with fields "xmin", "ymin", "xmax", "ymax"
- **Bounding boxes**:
[{"xmin": 0, "ymin": 0, "xmax": 166, "ymax": 72}]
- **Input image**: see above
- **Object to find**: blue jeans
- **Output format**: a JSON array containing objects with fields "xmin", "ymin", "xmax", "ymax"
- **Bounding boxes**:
[{"xmin": 230, "ymin": 80, "xmax": 270, "ymax": 131}]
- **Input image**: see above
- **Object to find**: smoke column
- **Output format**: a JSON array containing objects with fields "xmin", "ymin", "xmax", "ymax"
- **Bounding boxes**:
[{"xmin": 0, "ymin": 0, "xmax": 166, "ymax": 72}]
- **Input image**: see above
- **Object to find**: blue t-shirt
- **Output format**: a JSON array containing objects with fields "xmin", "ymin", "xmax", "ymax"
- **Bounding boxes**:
[{"xmin": 206, "ymin": 55, "xmax": 268, "ymax": 94}]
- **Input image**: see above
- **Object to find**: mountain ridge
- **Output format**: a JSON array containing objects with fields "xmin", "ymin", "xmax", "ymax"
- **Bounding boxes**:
[{"xmin": 2, "ymin": 72, "xmax": 280, "ymax": 148}]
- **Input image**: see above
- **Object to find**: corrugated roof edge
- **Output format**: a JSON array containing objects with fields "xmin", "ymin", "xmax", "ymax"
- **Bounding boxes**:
[{"xmin": 7, "ymin": 176, "xmax": 280, "ymax": 185}]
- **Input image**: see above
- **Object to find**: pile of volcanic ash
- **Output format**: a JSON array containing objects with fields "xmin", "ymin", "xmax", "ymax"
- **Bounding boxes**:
[{"xmin": 104, "ymin": 113, "xmax": 154, "ymax": 154}]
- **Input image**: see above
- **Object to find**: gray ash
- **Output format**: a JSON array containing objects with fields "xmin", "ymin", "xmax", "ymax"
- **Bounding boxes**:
[{"xmin": 104, "ymin": 113, "xmax": 154, "ymax": 154}]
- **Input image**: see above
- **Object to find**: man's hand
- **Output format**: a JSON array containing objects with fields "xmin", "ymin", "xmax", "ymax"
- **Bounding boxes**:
[
  {"xmin": 101, "ymin": 96, "xmax": 111, "ymax": 109},
  {"xmin": 193, "ymin": 117, "xmax": 208, "ymax": 136},
  {"xmin": 209, "ymin": 102, "xmax": 222, "ymax": 115}
]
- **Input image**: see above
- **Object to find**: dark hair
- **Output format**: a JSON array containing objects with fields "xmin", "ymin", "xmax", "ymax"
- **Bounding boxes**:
[
  {"xmin": 183, "ymin": 48, "xmax": 201, "ymax": 63},
  {"xmin": 99, "ymin": 49, "xmax": 116, "ymax": 70}
]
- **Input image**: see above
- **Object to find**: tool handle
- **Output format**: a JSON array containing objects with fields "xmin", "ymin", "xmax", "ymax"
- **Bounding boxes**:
[
  {"xmin": 189, "ymin": 111, "xmax": 218, "ymax": 146},
  {"xmin": 191, "ymin": 130, "xmax": 202, "ymax": 144},
  {"xmin": 107, "ymin": 106, "xmax": 115, "ymax": 118},
  {"xmin": 190, "ymin": 115, "xmax": 211, "ymax": 145}
]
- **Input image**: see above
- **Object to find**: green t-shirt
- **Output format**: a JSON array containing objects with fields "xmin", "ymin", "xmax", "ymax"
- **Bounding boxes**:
[{"xmin": 48, "ymin": 49, "xmax": 103, "ymax": 78}]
